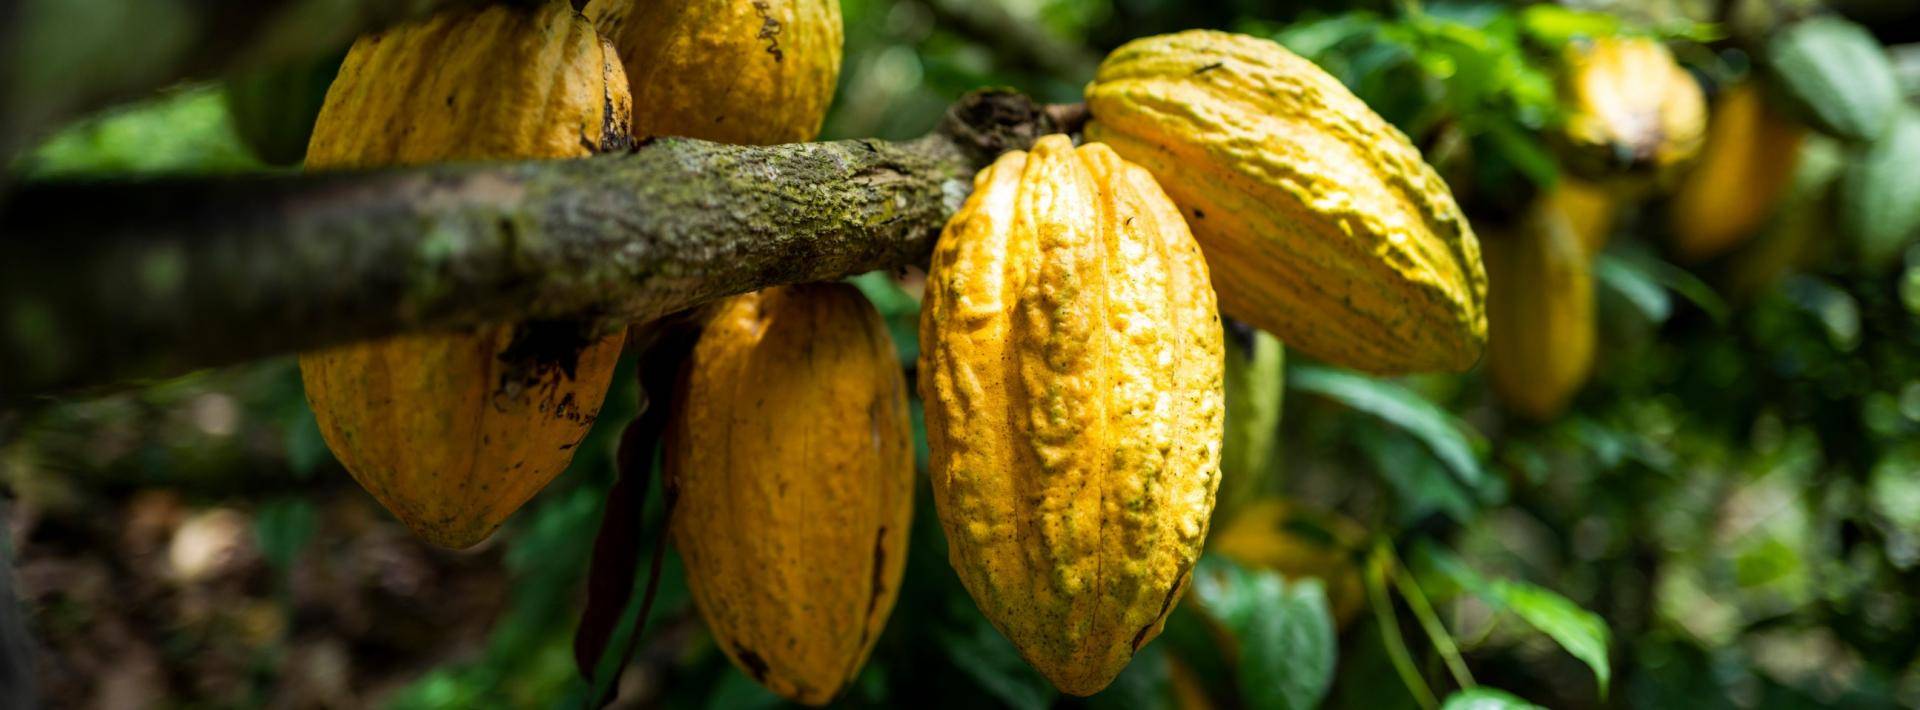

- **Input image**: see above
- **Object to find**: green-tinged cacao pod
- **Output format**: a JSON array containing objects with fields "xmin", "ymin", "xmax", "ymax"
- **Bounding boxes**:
[
  {"xmin": 1484, "ymin": 200, "xmax": 1596, "ymax": 422},
  {"xmin": 224, "ymin": 51, "xmax": 344, "ymax": 166},
  {"xmin": 1084, "ymin": 30, "xmax": 1486, "ymax": 375},
  {"xmin": 1557, "ymin": 37, "xmax": 1706, "ymax": 181},
  {"xmin": 1766, "ymin": 16, "xmax": 1901, "ymax": 143},
  {"xmin": 1553, "ymin": 177, "xmax": 1616, "ymax": 257},
  {"xmin": 300, "ymin": 1, "xmax": 632, "ymax": 549},
  {"xmin": 1838, "ymin": 111, "xmax": 1920, "ymax": 270},
  {"xmin": 667, "ymin": 284, "xmax": 913, "ymax": 706},
  {"xmin": 1210, "ymin": 499, "xmax": 1367, "ymax": 628},
  {"xmin": 919, "ymin": 135, "xmax": 1225, "ymax": 696},
  {"xmin": 585, "ymin": 0, "xmax": 841, "ymax": 145},
  {"xmin": 1216, "ymin": 325, "xmax": 1283, "ymax": 518},
  {"xmin": 1667, "ymin": 82, "xmax": 1807, "ymax": 262},
  {"xmin": 1725, "ymin": 134, "xmax": 1845, "ymax": 299}
]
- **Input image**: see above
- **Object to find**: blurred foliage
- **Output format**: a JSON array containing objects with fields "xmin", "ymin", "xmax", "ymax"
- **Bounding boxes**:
[{"xmin": 7, "ymin": 0, "xmax": 1920, "ymax": 709}]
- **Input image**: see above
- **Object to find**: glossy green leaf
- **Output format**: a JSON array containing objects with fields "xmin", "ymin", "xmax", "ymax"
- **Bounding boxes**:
[
  {"xmin": 1419, "ymin": 546, "xmax": 1611, "ymax": 696},
  {"xmin": 1766, "ymin": 16, "xmax": 1901, "ymax": 142},
  {"xmin": 1291, "ymin": 364, "xmax": 1491, "ymax": 500},
  {"xmin": 1441, "ymin": 687, "xmax": 1547, "ymax": 709}
]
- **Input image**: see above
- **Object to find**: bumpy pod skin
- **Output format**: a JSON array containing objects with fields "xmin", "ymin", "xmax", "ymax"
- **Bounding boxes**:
[
  {"xmin": 585, "ymin": 0, "xmax": 842, "ymax": 145},
  {"xmin": 1484, "ymin": 202, "xmax": 1597, "ymax": 422},
  {"xmin": 1668, "ymin": 82, "xmax": 1807, "ymax": 263},
  {"xmin": 666, "ymin": 284, "xmax": 914, "ymax": 706},
  {"xmin": 1084, "ymin": 30, "xmax": 1487, "ymax": 375},
  {"xmin": 919, "ymin": 135, "xmax": 1225, "ymax": 696},
  {"xmin": 300, "ymin": 1, "xmax": 633, "ymax": 549},
  {"xmin": 1559, "ymin": 37, "xmax": 1707, "ymax": 180}
]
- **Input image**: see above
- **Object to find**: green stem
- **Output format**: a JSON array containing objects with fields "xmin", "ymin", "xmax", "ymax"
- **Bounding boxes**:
[
  {"xmin": 1388, "ymin": 550, "xmax": 1477, "ymax": 692},
  {"xmin": 1369, "ymin": 541, "xmax": 1438, "ymax": 710}
]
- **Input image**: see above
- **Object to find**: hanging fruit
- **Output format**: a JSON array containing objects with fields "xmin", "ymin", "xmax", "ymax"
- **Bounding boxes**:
[
  {"xmin": 1557, "ymin": 36, "xmax": 1707, "ymax": 183},
  {"xmin": 585, "ymin": 0, "xmax": 842, "ymax": 145},
  {"xmin": 1216, "ymin": 325, "xmax": 1284, "ymax": 519},
  {"xmin": 1484, "ymin": 200, "xmax": 1597, "ymax": 422},
  {"xmin": 919, "ymin": 135, "xmax": 1225, "ymax": 696},
  {"xmin": 299, "ymin": 1, "xmax": 632, "ymax": 549},
  {"xmin": 666, "ymin": 284, "xmax": 913, "ymax": 706},
  {"xmin": 1084, "ymin": 30, "xmax": 1487, "ymax": 375},
  {"xmin": 1667, "ymin": 81, "xmax": 1807, "ymax": 262}
]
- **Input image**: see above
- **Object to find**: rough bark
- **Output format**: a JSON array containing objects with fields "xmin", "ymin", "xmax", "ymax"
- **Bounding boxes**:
[
  {"xmin": 0, "ymin": 0, "xmax": 484, "ymax": 159},
  {"xmin": 0, "ymin": 91, "xmax": 1071, "ymax": 404}
]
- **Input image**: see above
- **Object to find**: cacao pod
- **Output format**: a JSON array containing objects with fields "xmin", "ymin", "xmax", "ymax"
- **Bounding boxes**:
[
  {"xmin": 1667, "ymin": 82, "xmax": 1807, "ymax": 262},
  {"xmin": 1557, "ymin": 37, "xmax": 1706, "ymax": 181},
  {"xmin": 1484, "ymin": 201, "xmax": 1596, "ymax": 421},
  {"xmin": 1209, "ymin": 499, "xmax": 1367, "ymax": 628},
  {"xmin": 1084, "ymin": 30, "xmax": 1487, "ymax": 375},
  {"xmin": 299, "ymin": 1, "xmax": 633, "ymax": 549},
  {"xmin": 666, "ymin": 283, "xmax": 913, "ymax": 706},
  {"xmin": 1216, "ymin": 325, "xmax": 1283, "ymax": 519},
  {"xmin": 1553, "ymin": 177, "xmax": 1616, "ymax": 257},
  {"xmin": 1725, "ymin": 133, "xmax": 1844, "ymax": 300},
  {"xmin": 585, "ymin": 0, "xmax": 842, "ymax": 145},
  {"xmin": 919, "ymin": 135, "xmax": 1225, "ymax": 695}
]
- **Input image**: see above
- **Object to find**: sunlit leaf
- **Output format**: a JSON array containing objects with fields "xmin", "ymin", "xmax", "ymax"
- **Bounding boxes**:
[
  {"xmin": 1418, "ymin": 545, "xmax": 1611, "ymax": 696},
  {"xmin": 1441, "ymin": 687, "xmax": 1547, "ymax": 709},
  {"xmin": 1291, "ymin": 364, "xmax": 1491, "ymax": 500}
]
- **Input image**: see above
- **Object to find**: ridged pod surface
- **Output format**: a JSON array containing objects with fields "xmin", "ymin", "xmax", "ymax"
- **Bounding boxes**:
[
  {"xmin": 1084, "ymin": 30, "xmax": 1487, "ymax": 375},
  {"xmin": 585, "ymin": 0, "xmax": 841, "ymax": 145},
  {"xmin": 1668, "ymin": 82, "xmax": 1806, "ymax": 262},
  {"xmin": 919, "ymin": 135, "xmax": 1225, "ymax": 695},
  {"xmin": 299, "ymin": 1, "xmax": 633, "ymax": 549},
  {"xmin": 1559, "ymin": 37, "xmax": 1706, "ymax": 180},
  {"xmin": 1484, "ymin": 202, "xmax": 1596, "ymax": 421},
  {"xmin": 666, "ymin": 284, "xmax": 913, "ymax": 706}
]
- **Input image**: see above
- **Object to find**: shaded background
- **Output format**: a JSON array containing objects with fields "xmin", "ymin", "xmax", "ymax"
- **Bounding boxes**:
[{"xmin": 6, "ymin": 0, "xmax": 1920, "ymax": 707}]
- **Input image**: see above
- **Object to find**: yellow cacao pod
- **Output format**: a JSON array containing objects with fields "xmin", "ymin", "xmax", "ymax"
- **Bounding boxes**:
[
  {"xmin": 1553, "ymin": 177, "xmax": 1617, "ymax": 257},
  {"xmin": 1667, "ymin": 81, "xmax": 1807, "ymax": 262},
  {"xmin": 1484, "ymin": 201, "xmax": 1597, "ymax": 422},
  {"xmin": 1084, "ymin": 30, "xmax": 1487, "ymax": 375},
  {"xmin": 1559, "ymin": 37, "xmax": 1707, "ymax": 181},
  {"xmin": 585, "ymin": 0, "xmax": 842, "ymax": 145},
  {"xmin": 666, "ymin": 284, "xmax": 913, "ymax": 706},
  {"xmin": 1209, "ymin": 499, "xmax": 1367, "ymax": 628},
  {"xmin": 919, "ymin": 134, "xmax": 1225, "ymax": 696},
  {"xmin": 299, "ymin": 1, "xmax": 632, "ymax": 549}
]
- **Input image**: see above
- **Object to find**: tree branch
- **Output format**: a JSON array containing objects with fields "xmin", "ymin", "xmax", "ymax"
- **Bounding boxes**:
[
  {"xmin": 0, "ymin": 91, "xmax": 1072, "ymax": 404},
  {"xmin": 0, "ymin": 0, "xmax": 483, "ymax": 159}
]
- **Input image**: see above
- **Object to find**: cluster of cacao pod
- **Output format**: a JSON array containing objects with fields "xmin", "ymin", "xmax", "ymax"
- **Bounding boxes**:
[{"xmin": 297, "ymin": 4, "xmax": 1492, "ymax": 700}]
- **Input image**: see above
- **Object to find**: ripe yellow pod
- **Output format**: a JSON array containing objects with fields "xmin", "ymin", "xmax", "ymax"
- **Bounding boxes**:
[
  {"xmin": 1668, "ymin": 82, "xmax": 1807, "ymax": 262},
  {"xmin": 1553, "ymin": 177, "xmax": 1617, "ymax": 256},
  {"xmin": 1084, "ymin": 30, "xmax": 1487, "ymax": 375},
  {"xmin": 1559, "ymin": 37, "xmax": 1707, "ymax": 181},
  {"xmin": 919, "ymin": 135, "xmax": 1225, "ymax": 695},
  {"xmin": 1484, "ymin": 202, "xmax": 1597, "ymax": 421},
  {"xmin": 299, "ymin": 1, "xmax": 633, "ymax": 548},
  {"xmin": 585, "ymin": 0, "xmax": 842, "ymax": 145},
  {"xmin": 666, "ymin": 284, "xmax": 913, "ymax": 706}
]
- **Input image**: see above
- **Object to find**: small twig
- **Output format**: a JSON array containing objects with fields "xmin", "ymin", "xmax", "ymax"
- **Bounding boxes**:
[{"xmin": 1369, "ymin": 541, "xmax": 1440, "ymax": 710}]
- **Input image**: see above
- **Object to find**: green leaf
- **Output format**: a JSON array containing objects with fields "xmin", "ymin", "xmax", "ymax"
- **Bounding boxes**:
[
  {"xmin": 1441, "ymin": 687, "xmax": 1547, "ymax": 709},
  {"xmin": 1594, "ymin": 253, "xmax": 1673, "ymax": 324},
  {"xmin": 1419, "ymin": 546, "xmax": 1611, "ymax": 696},
  {"xmin": 253, "ymin": 497, "xmax": 316, "ymax": 574},
  {"xmin": 1189, "ymin": 556, "xmax": 1336, "ymax": 710},
  {"xmin": 1838, "ymin": 111, "xmax": 1920, "ymax": 270},
  {"xmin": 1766, "ymin": 16, "xmax": 1902, "ymax": 142},
  {"xmin": 1605, "ymin": 248, "xmax": 1729, "ymax": 323},
  {"xmin": 1516, "ymin": 5, "xmax": 1620, "ymax": 46},
  {"xmin": 1290, "ymin": 364, "xmax": 1491, "ymax": 500}
]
